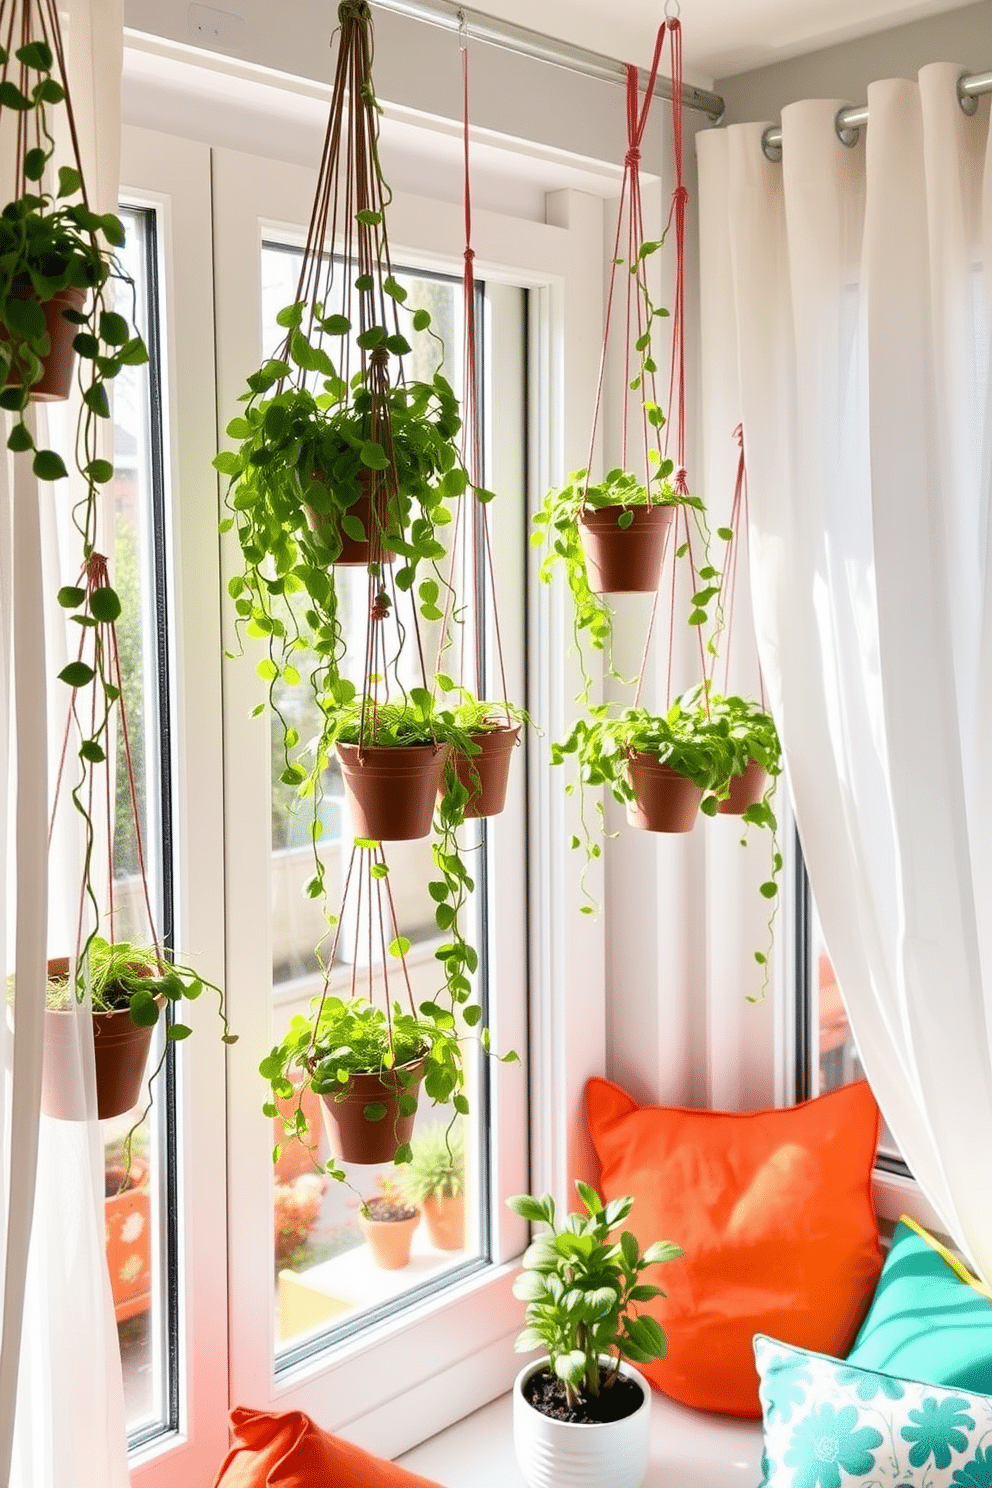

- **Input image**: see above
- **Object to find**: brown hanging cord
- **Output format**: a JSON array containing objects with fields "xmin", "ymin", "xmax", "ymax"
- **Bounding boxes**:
[{"xmin": 49, "ymin": 554, "xmax": 163, "ymax": 970}]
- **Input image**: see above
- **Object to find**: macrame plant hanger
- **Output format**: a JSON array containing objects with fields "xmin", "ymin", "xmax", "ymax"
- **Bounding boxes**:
[
  {"xmin": 627, "ymin": 11, "xmax": 713, "ymax": 719},
  {"xmin": 284, "ymin": 2, "xmax": 440, "ymax": 1140},
  {"xmin": 430, "ymin": 17, "xmax": 519, "ymax": 819}
]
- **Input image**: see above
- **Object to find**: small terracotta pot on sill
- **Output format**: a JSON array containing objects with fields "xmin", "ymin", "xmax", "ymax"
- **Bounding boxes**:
[
  {"xmin": 359, "ymin": 1197, "xmax": 419, "ymax": 1269},
  {"xmin": 422, "ymin": 1191, "xmax": 465, "ymax": 1250}
]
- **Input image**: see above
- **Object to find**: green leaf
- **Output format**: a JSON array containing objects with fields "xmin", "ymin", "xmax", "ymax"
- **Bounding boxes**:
[
  {"xmin": 89, "ymin": 586, "xmax": 121, "ymax": 623},
  {"xmin": 84, "ymin": 458, "xmax": 115, "ymax": 484},
  {"xmin": 79, "ymin": 739, "xmax": 106, "ymax": 763},
  {"xmin": 6, "ymin": 423, "xmax": 33, "ymax": 453},
  {"xmin": 168, "ymin": 1024, "xmax": 194, "ymax": 1042},
  {"xmin": 322, "ymin": 313, "xmax": 351, "ymax": 335},
  {"xmin": 99, "ymin": 311, "xmax": 130, "ymax": 346},
  {"xmin": 362, "ymin": 1102, "xmax": 387, "ymax": 1122},
  {"xmin": 83, "ymin": 383, "xmax": 111, "ymax": 420},
  {"xmin": 383, "ymin": 276, "xmax": 408, "ymax": 302},
  {"xmin": 32, "ymin": 449, "xmax": 68, "ymax": 482},
  {"xmin": 57, "ymin": 586, "xmax": 86, "ymax": 610},
  {"xmin": 59, "ymin": 660, "xmax": 95, "ymax": 688},
  {"xmin": 276, "ymin": 301, "xmax": 304, "ymax": 328},
  {"xmin": 16, "ymin": 40, "xmax": 53, "ymax": 70},
  {"xmin": 0, "ymin": 82, "xmax": 30, "ymax": 110},
  {"xmin": 355, "ymin": 209, "xmax": 382, "ymax": 226},
  {"xmin": 23, "ymin": 147, "xmax": 46, "ymax": 181},
  {"xmin": 388, "ymin": 936, "xmax": 411, "ymax": 958},
  {"xmin": 128, "ymin": 991, "xmax": 160, "ymax": 1027},
  {"xmin": 99, "ymin": 213, "xmax": 126, "ymax": 248},
  {"xmin": 57, "ymin": 166, "xmax": 81, "ymax": 198},
  {"xmin": 412, "ymin": 309, "xmax": 431, "ymax": 332}
]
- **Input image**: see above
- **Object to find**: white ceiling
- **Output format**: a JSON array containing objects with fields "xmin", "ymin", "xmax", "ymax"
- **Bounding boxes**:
[{"xmin": 466, "ymin": 0, "xmax": 974, "ymax": 82}]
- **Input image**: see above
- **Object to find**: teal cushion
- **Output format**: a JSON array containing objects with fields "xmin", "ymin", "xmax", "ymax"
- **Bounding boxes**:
[
  {"xmin": 846, "ymin": 1216, "xmax": 992, "ymax": 1393},
  {"xmin": 754, "ymin": 1335, "xmax": 992, "ymax": 1488}
]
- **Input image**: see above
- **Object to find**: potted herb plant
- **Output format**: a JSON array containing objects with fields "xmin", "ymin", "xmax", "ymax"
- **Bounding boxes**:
[
  {"xmin": 508, "ymin": 1182, "xmax": 681, "ymax": 1488},
  {"xmin": 704, "ymin": 690, "xmax": 782, "ymax": 815},
  {"xmin": 262, "ymin": 994, "xmax": 462, "ymax": 1177},
  {"xmin": 359, "ymin": 1175, "xmax": 420, "ymax": 1270},
  {"xmin": 400, "ymin": 1120, "xmax": 465, "ymax": 1250},
  {"xmin": 43, "ymin": 937, "xmax": 235, "ymax": 1123}
]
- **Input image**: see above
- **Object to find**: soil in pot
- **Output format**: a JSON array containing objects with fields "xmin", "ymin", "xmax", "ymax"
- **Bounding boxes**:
[
  {"xmin": 578, "ymin": 504, "xmax": 673, "ymax": 594},
  {"xmin": 359, "ymin": 1197, "xmax": 419, "ymax": 1269},
  {"xmin": 4, "ymin": 285, "xmax": 87, "ymax": 402},
  {"xmin": 625, "ymin": 750, "xmax": 703, "ymax": 833},
  {"xmin": 319, "ymin": 1056, "xmax": 426, "ymax": 1165},
  {"xmin": 305, "ymin": 470, "xmax": 396, "ymax": 566},
  {"xmin": 337, "ymin": 742, "xmax": 448, "ymax": 841},
  {"xmin": 718, "ymin": 758, "xmax": 768, "ymax": 815},
  {"xmin": 523, "ymin": 1366, "xmax": 645, "ymax": 1426},
  {"xmin": 449, "ymin": 725, "xmax": 520, "ymax": 819}
]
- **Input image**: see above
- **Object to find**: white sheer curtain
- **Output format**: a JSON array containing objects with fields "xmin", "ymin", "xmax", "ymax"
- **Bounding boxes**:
[
  {"xmin": 697, "ymin": 66, "xmax": 992, "ymax": 1284},
  {"xmin": 1, "ymin": 2, "xmax": 131, "ymax": 1484}
]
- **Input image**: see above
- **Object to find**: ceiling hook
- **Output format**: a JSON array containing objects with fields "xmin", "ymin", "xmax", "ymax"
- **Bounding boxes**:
[{"xmin": 457, "ymin": 8, "xmax": 468, "ymax": 47}]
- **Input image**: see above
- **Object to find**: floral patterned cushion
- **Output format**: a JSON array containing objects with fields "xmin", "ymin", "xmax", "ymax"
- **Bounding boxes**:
[{"xmin": 754, "ymin": 1335, "xmax": 992, "ymax": 1488}]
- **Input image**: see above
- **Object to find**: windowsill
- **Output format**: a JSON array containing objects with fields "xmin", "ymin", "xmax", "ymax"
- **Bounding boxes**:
[{"xmin": 398, "ymin": 1386, "xmax": 764, "ymax": 1488}]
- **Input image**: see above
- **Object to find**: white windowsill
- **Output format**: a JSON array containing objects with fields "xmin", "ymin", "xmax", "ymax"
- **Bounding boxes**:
[{"xmin": 398, "ymin": 1387, "xmax": 764, "ymax": 1488}]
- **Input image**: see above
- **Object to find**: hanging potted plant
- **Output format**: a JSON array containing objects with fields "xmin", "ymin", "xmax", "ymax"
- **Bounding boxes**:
[
  {"xmin": 43, "ymin": 937, "xmax": 234, "ymax": 1123},
  {"xmin": 445, "ymin": 693, "xmax": 526, "ymax": 820},
  {"xmin": 0, "ymin": 28, "xmax": 147, "ymax": 544},
  {"xmin": 399, "ymin": 1120, "xmax": 465, "ymax": 1250},
  {"xmin": 508, "ymin": 1182, "xmax": 681, "ymax": 1488},
  {"xmin": 705, "ymin": 691, "xmax": 781, "ymax": 815}
]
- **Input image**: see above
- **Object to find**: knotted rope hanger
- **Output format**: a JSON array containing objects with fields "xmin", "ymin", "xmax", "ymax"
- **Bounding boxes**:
[{"xmin": 433, "ymin": 18, "xmax": 512, "ymax": 721}]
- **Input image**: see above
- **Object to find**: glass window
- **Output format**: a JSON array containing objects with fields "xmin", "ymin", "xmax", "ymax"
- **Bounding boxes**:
[
  {"xmin": 797, "ymin": 835, "xmax": 906, "ymax": 1170},
  {"xmin": 101, "ymin": 203, "xmax": 176, "ymax": 1444},
  {"xmin": 259, "ymin": 244, "xmax": 499, "ymax": 1362}
]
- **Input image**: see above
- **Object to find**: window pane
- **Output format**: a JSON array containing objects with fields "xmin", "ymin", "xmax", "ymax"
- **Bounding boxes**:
[
  {"xmin": 260, "ymin": 244, "xmax": 494, "ymax": 1359},
  {"xmin": 811, "ymin": 908, "xmax": 903, "ymax": 1166},
  {"xmin": 103, "ymin": 205, "xmax": 174, "ymax": 1440}
]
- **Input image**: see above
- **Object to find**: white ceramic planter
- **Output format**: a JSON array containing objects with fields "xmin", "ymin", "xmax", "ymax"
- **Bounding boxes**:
[{"xmin": 512, "ymin": 1356, "xmax": 652, "ymax": 1488}]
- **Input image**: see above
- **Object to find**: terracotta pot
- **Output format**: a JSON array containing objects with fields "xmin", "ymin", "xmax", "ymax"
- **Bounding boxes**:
[
  {"xmin": 319, "ymin": 1056, "xmax": 426, "ymax": 1165},
  {"xmin": 359, "ymin": 1198, "xmax": 420, "ymax": 1270},
  {"xmin": 513, "ymin": 1357, "xmax": 652, "ymax": 1488},
  {"xmin": 105, "ymin": 1158, "xmax": 152, "ymax": 1323},
  {"xmin": 337, "ymin": 742, "xmax": 448, "ymax": 841},
  {"xmin": 3, "ymin": 285, "xmax": 87, "ymax": 402},
  {"xmin": 625, "ymin": 750, "xmax": 702, "ymax": 834},
  {"xmin": 718, "ymin": 758, "xmax": 768, "ymax": 815},
  {"xmin": 42, "ymin": 957, "xmax": 159, "ymax": 1121},
  {"xmin": 422, "ymin": 1192, "xmax": 465, "ymax": 1250},
  {"xmin": 305, "ymin": 470, "xmax": 395, "ymax": 566},
  {"xmin": 450, "ymin": 725, "xmax": 520, "ymax": 818},
  {"xmin": 578, "ymin": 503, "xmax": 673, "ymax": 593}
]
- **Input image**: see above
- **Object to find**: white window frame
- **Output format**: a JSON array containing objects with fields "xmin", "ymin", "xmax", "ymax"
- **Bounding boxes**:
[{"xmin": 119, "ymin": 125, "xmax": 232, "ymax": 1487}]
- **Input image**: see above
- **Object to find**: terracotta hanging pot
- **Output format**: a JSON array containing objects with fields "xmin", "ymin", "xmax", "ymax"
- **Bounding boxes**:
[
  {"xmin": 578, "ymin": 503, "xmax": 673, "ymax": 594},
  {"xmin": 305, "ymin": 469, "xmax": 395, "ymax": 566},
  {"xmin": 337, "ymin": 742, "xmax": 448, "ymax": 840},
  {"xmin": 4, "ymin": 285, "xmax": 87, "ymax": 402},
  {"xmin": 42, "ymin": 955, "xmax": 159, "ymax": 1121},
  {"xmin": 422, "ymin": 1192, "xmax": 465, "ymax": 1251},
  {"xmin": 718, "ymin": 759, "xmax": 768, "ymax": 815},
  {"xmin": 625, "ymin": 750, "xmax": 702, "ymax": 834},
  {"xmin": 449, "ymin": 724, "xmax": 520, "ymax": 819},
  {"xmin": 319, "ymin": 1056, "xmax": 426, "ymax": 1166},
  {"xmin": 358, "ymin": 1197, "xmax": 420, "ymax": 1269}
]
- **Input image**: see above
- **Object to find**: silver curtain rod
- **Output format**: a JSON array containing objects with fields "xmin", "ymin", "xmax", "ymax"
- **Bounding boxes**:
[
  {"xmin": 371, "ymin": 0, "xmax": 726, "ymax": 122},
  {"xmin": 762, "ymin": 68, "xmax": 992, "ymax": 159}
]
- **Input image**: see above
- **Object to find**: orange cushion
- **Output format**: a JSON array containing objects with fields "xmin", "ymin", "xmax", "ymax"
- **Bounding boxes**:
[
  {"xmin": 585, "ymin": 1077, "xmax": 883, "ymax": 1418},
  {"xmin": 212, "ymin": 1407, "xmax": 444, "ymax": 1488}
]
